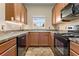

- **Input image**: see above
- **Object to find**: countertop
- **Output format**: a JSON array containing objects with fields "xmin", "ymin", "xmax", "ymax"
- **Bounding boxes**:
[
  {"xmin": 69, "ymin": 38, "xmax": 79, "ymax": 44},
  {"xmin": 0, "ymin": 29, "xmax": 79, "ymax": 44},
  {"xmin": 0, "ymin": 31, "xmax": 28, "ymax": 44},
  {"xmin": 0, "ymin": 29, "xmax": 54, "ymax": 44}
]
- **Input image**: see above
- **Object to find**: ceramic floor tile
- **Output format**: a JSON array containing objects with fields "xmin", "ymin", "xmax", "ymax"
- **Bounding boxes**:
[{"xmin": 25, "ymin": 47, "xmax": 54, "ymax": 56}]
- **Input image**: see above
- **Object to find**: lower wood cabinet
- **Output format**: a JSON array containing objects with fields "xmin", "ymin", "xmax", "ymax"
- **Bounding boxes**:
[
  {"xmin": 39, "ymin": 32, "xmax": 49, "ymax": 46},
  {"xmin": 0, "ymin": 38, "xmax": 16, "ymax": 56},
  {"xmin": 70, "ymin": 41, "xmax": 79, "ymax": 56},
  {"xmin": 1, "ymin": 45, "xmax": 16, "ymax": 56},
  {"xmin": 70, "ymin": 49, "xmax": 78, "ymax": 56},
  {"xmin": 28, "ymin": 32, "xmax": 52, "ymax": 47},
  {"xmin": 28, "ymin": 32, "xmax": 39, "ymax": 46},
  {"xmin": 50, "ymin": 33, "xmax": 54, "ymax": 51}
]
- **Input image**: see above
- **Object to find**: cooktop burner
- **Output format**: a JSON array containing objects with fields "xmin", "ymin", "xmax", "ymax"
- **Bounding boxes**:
[{"xmin": 59, "ymin": 33, "xmax": 79, "ymax": 37}]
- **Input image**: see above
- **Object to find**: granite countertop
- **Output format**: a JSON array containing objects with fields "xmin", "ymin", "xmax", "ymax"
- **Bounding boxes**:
[
  {"xmin": 0, "ymin": 29, "xmax": 55, "ymax": 44},
  {"xmin": 0, "ymin": 29, "xmax": 77, "ymax": 44},
  {"xmin": 0, "ymin": 31, "xmax": 28, "ymax": 44},
  {"xmin": 69, "ymin": 38, "xmax": 79, "ymax": 44}
]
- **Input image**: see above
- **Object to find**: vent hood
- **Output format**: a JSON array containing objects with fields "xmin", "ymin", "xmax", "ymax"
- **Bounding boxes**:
[{"xmin": 61, "ymin": 3, "xmax": 79, "ymax": 22}]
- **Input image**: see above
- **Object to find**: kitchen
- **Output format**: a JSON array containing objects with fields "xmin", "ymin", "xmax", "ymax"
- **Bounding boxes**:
[{"xmin": 0, "ymin": 3, "xmax": 79, "ymax": 56}]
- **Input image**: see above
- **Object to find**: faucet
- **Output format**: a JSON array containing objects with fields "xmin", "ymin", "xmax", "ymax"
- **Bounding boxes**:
[{"xmin": 1, "ymin": 25, "xmax": 4, "ymax": 31}]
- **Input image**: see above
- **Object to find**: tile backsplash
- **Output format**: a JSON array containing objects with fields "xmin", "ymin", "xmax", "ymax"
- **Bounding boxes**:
[
  {"xmin": 57, "ymin": 19, "xmax": 79, "ymax": 30},
  {"xmin": 0, "ymin": 21, "xmax": 22, "ymax": 31}
]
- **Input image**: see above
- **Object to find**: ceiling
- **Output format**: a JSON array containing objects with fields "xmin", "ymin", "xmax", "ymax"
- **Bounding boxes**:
[
  {"xmin": 23, "ymin": 3, "xmax": 55, "ymax": 9},
  {"xmin": 24, "ymin": 3, "xmax": 55, "ymax": 5}
]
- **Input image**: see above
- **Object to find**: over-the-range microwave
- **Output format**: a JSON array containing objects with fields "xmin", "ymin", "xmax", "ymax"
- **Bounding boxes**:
[{"xmin": 61, "ymin": 3, "xmax": 79, "ymax": 21}]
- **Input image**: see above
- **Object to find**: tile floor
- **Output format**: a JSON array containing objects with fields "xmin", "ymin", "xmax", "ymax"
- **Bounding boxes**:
[{"xmin": 25, "ymin": 47, "xmax": 54, "ymax": 56}]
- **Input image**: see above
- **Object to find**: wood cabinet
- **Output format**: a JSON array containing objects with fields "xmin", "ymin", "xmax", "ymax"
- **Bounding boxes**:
[
  {"xmin": 52, "ymin": 6, "xmax": 56, "ymax": 25},
  {"xmin": 70, "ymin": 50, "xmax": 78, "ymax": 56},
  {"xmin": 14, "ymin": 4, "xmax": 21, "ymax": 22},
  {"xmin": 0, "ymin": 38, "xmax": 16, "ymax": 56},
  {"xmin": 5, "ymin": 3, "xmax": 15, "ymax": 21},
  {"xmin": 28, "ymin": 32, "xmax": 52, "ymax": 47},
  {"xmin": 52, "ymin": 3, "xmax": 68, "ymax": 24},
  {"xmin": 50, "ymin": 33, "xmax": 54, "ymax": 51},
  {"xmin": 28, "ymin": 32, "xmax": 39, "ymax": 46},
  {"xmin": 20, "ymin": 4, "xmax": 27, "ymax": 24},
  {"xmin": 5, "ymin": 3, "xmax": 27, "ymax": 24},
  {"xmin": 39, "ymin": 32, "xmax": 49, "ymax": 46},
  {"xmin": 70, "ymin": 41, "xmax": 79, "ymax": 56},
  {"xmin": 1, "ymin": 45, "xmax": 16, "ymax": 56}
]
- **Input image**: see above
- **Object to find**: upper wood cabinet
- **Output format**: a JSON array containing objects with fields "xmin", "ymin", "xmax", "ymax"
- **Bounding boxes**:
[
  {"xmin": 20, "ymin": 4, "xmax": 27, "ymax": 24},
  {"xmin": 52, "ymin": 3, "xmax": 68, "ymax": 24},
  {"xmin": 5, "ymin": 3, "xmax": 15, "ymax": 21},
  {"xmin": 14, "ymin": 4, "xmax": 21, "ymax": 22},
  {"xmin": 5, "ymin": 3, "xmax": 27, "ymax": 24},
  {"xmin": 52, "ymin": 6, "xmax": 56, "ymax": 25}
]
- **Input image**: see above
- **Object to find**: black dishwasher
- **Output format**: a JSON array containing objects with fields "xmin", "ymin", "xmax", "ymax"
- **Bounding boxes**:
[{"xmin": 17, "ymin": 34, "xmax": 27, "ymax": 56}]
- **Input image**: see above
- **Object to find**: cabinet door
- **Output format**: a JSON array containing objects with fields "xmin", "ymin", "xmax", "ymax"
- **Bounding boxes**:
[
  {"xmin": 52, "ymin": 6, "xmax": 56, "ymax": 25},
  {"xmin": 55, "ymin": 4, "xmax": 62, "ymax": 24},
  {"xmin": 1, "ymin": 45, "xmax": 16, "ymax": 56},
  {"xmin": 24, "ymin": 6, "xmax": 27, "ymax": 24},
  {"xmin": 52, "ymin": 3, "xmax": 68, "ymax": 24},
  {"xmin": 70, "ymin": 41, "xmax": 79, "ymax": 55},
  {"xmin": 29, "ymin": 32, "xmax": 39, "ymax": 46},
  {"xmin": 14, "ymin": 4, "xmax": 21, "ymax": 22},
  {"xmin": 0, "ymin": 38, "xmax": 16, "ymax": 54},
  {"xmin": 20, "ymin": 5, "xmax": 27, "ymax": 24},
  {"xmin": 5, "ymin": 3, "xmax": 15, "ymax": 21},
  {"xmin": 50, "ymin": 33, "xmax": 54, "ymax": 47},
  {"xmin": 39, "ymin": 32, "xmax": 49, "ymax": 46},
  {"xmin": 70, "ymin": 50, "xmax": 78, "ymax": 56}
]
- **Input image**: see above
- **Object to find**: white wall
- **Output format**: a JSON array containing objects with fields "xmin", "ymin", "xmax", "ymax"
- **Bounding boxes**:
[
  {"xmin": 0, "ymin": 4, "xmax": 5, "ymax": 31},
  {"xmin": 25, "ymin": 4, "xmax": 54, "ymax": 29}
]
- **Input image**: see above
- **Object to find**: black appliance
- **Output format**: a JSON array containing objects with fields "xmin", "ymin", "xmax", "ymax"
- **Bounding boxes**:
[
  {"xmin": 61, "ymin": 3, "xmax": 79, "ymax": 21},
  {"xmin": 54, "ymin": 34, "xmax": 70, "ymax": 56},
  {"xmin": 17, "ymin": 34, "xmax": 27, "ymax": 56}
]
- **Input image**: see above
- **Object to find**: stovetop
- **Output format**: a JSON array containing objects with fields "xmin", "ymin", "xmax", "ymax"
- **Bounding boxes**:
[{"xmin": 59, "ymin": 33, "xmax": 79, "ymax": 38}]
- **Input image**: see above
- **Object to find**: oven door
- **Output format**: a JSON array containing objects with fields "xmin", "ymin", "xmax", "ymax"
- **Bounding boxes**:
[{"xmin": 54, "ymin": 34, "xmax": 70, "ymax": 56}]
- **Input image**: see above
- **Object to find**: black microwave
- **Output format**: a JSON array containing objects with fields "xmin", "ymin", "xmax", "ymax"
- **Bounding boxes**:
[{"xmin": 61, "ymin": 3, "xmax": 79, "ymax": 21}]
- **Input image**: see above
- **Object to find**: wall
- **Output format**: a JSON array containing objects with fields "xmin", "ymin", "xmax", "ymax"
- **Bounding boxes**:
[
  {"xmin": 0, "ymin": 4, "xmax": 5, "ymax": 31},
  {"xmin": 0, "ymin": 3, "xmax": 55, "ymax": 31},
  {"xmin": 0, "ymin": 4, "xmax": 22, "ymax": 31},
  {"xmin": 25, "ymin": 4, "xmax": 54, "ymax": 29},
  {"xmin": 58, "ymin": 19, "xmax": 79, "ymax": 30}
]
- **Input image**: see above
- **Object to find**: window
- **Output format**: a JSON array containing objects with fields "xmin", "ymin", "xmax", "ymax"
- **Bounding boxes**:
[{"xmin": 33, "ymin": 16, "xmax": 45, "ymax": 27}]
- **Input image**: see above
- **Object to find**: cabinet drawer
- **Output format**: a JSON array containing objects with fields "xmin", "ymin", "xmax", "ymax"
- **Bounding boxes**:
[
  {"xmin": 70, "ymin": 41, "xmax": 79, "ymax": 54},
  {"xmin": 70, "ymin": 50, "xmax": 79, "ymax": 56},
  {"xmin": 1, "ymin": 45, "xmax": 16, "ymax": 56},
  {"xmin": 0, "ymin": 38, "xmax": 16, "ymax": 54}
]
